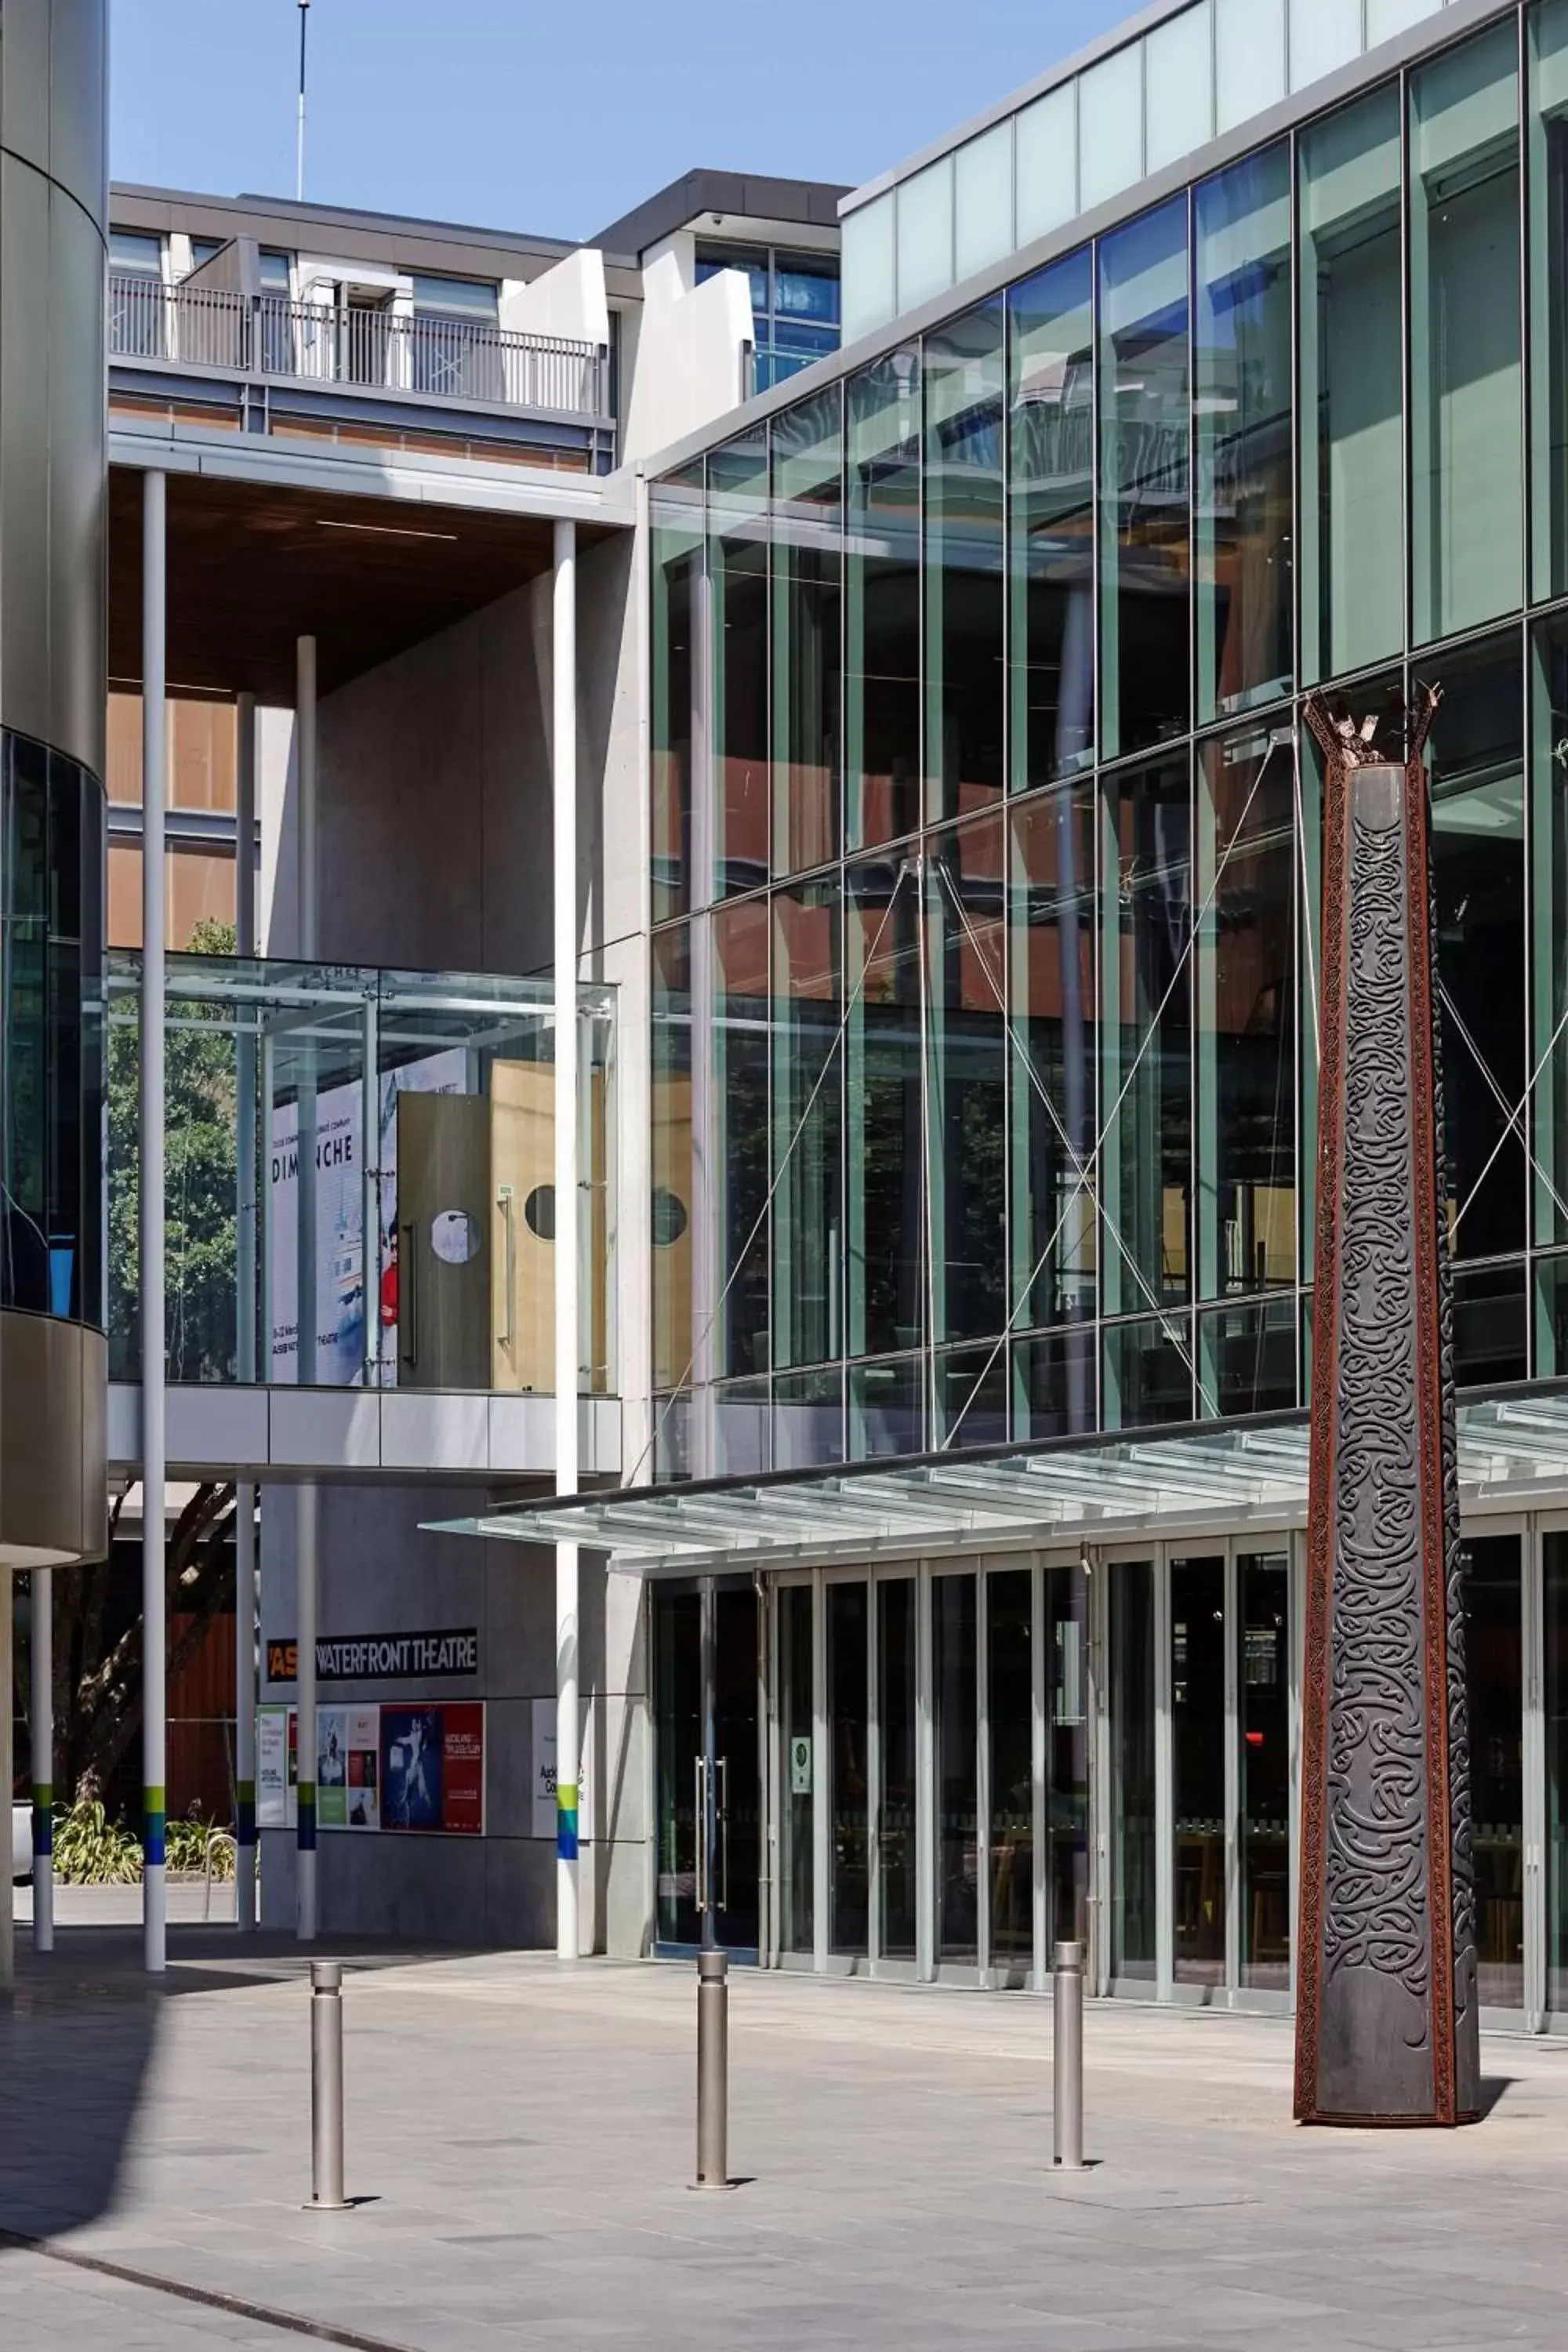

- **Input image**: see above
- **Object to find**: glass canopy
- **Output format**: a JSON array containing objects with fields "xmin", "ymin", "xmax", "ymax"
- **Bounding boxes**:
[{"xmin": 433, "ymin": 1384, "xmax": 1568, "ymax": 1573}]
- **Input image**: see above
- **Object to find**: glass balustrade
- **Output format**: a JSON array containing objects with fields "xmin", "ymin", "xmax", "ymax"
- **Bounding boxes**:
[{"xmin": 103, "ymin": 949, "xmax": 616, "ymax": 1394}]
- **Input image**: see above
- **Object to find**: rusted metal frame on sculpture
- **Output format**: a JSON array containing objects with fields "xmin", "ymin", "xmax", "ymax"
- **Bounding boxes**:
[{"xmin": 1294, "ymin": 684, "xmax": 1479, "ymax": 2129}]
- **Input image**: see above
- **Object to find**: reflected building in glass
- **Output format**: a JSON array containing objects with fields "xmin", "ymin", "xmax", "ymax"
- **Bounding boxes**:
[{"xmin": 639, "ymin": 0, "xmax": 1568, "ymax": 2018}]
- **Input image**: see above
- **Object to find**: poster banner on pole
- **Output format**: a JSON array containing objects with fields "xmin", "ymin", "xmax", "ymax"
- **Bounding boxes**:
[
  {"xmin": 318, "ymin": 1705, "xmax": 381, "ymax": 1831},
  {"xmin": 257, "ymin": 1704, "xmax": 298, "ymax": 1829},
  {"xmin": 531, "ymin": 1697, "xmax": 590, "ymax": 1842}
]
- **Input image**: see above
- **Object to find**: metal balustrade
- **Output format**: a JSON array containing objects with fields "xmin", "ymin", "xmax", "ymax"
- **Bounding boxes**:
[{"xmin": 108, "ymin": 271, "xmax": 609, "ymax": 420}]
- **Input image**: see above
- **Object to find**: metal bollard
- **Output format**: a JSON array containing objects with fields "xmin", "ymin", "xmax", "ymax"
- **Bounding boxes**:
[
  {"xmin": 695, "ymin": 1950, "xmax": 729, "ymax": 2189},
  {"xmin": 1052, "ymin": 1940, "xmax": 1085, "ymax": 2169},
  {"xmin": 308, "ymin": 1960, "xmax": 350, "ymax": 2211}
]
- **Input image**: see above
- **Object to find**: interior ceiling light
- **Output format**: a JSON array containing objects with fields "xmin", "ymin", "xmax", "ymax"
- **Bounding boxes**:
[{"xmin": 315, "ymin": 518, "xmax": 459, "ymax": 542}]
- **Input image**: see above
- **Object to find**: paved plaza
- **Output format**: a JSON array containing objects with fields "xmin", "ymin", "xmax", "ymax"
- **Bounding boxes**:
[{"xmin": 4, "ymin": 1897, "xmax": 1568, "ymax": 2349}]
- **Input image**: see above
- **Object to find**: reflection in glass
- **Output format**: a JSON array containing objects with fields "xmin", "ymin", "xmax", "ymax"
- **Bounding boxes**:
[
  {"xmin": 713, "ymin": 900, "xmax": 770, "ymax": 1377},
  {"xmin": 848, "ymin": 1354, "xmax": 925, "ymax": 1459},
  {"xmin": 988, "ymin": 1570, "xmax": 1033, "ymax": 1969},
  {"xmin": 846, "ymin": 859, "xmax": 924, "ymax": 1358},
  {"xmin": 1110, "ymin": 1558, "xmax": 1156, "ymax": 1981},
  {"xmin": 1453, "ymin": 1260, "xmax": 1528, "ymax": 1388},
  {"xmin": 1195, "ymin": 145, "xmax": 1293, "ymax": 723},
  {"xmin": 1044, "ymin": 1563, "xmax": 1091, "ymax": 1951},
  {"xmin": 651, "ymin": 927, "xmax": 693, "ymax": 1397},
  {"xmin": 1101, "ymin": 753, "xmax": 1192, "ymax": 1321},
  {"xmin": 847, "ymin": 351, "xmax": 921, "ymax": 848},
  {"xmin": 1239, "ymin": 1552, "xmax": 1290, "ymax": 1991},
  {"xmin": 1299, "ymin": 86, "xmax": 1403, "ymax": 687},
  {"xmin": 828, "ymin": 1581, "xmax": 869, "ymax": 1956},
  {"xmin": 1463, "ymin": 1537, "xmax": 1523, "ymax": 2010},
  {"xmin": 1195, "ymin": 726, "xmax": 1296, "ymax": 1312},
  {"xmin": 779, "ymin": 1581, "xmax": 814, "ymax": 1956},
  {"xmin": 1099, "ymin": 201, "xmax": 1190, "ymax": 761},
  {"xmin": 772, "ymin": 389, "xmax": 843, "ymax": 874},
  {"xmin": 935, "ymin": 1343, "xmax": 1010, "ymax": 1450},
  {"xmin": 1410, "ymin": 25, "xmax": 1523, "ymax": 645},
  {"xmin": 1172, "ymin": 1554, "xmax": 1226, "ymax": 1987},
  {"xmin": 710, "ymin": 429, "xmax": 770, "ymax": 898},
  {"xmin": 1008, "ymin": 252, "xmax": 1094, "ymax": 787},
  {"xmin": 650, "ymin": 466, "xmax": 702, "ymax": 921},
  {"xmin": 1429, "ymin": 636, "xmax": 1526, "ymax": 1264},
  {"xmin": 1530, "ymin": 614, "xmax": 1568, "ymax": 1249},
  {"xmin": 1200, "ymin": 1300, "xmax": 1298, "ymax": 1418},
  {"xmin": 1009, "ymin": 785, "xmax": 1097, "ymax": 1345},
  {"xmin": 1531, "ymin": 1, "xmax": 1568, "ymax": 602},
  {"xmin": 654, "ymin": 1588, "xmax": 700, "ymax": 1945},
  {"xmin": 713, "ymin": 1377, "xmax": 770, "ymax": 1475},
  {"xmin": 1105, "ymin": 1314, "xmax": 1194, "ymax": 1429},
  {"xmin": 877, "ymin": 1577, "xmax": 918, "ymax": 1960},
  {"xmin": 774, "ymin": 1367, "xmax": 844, "ymax": 1468},
  {"xmin": 1546, "ymin": 1531, "xmax": 1568, "ymax": 2011},
  {"xmin": 925, "ymin": 301, "xmax": 1005, "ymax": 825},
  {"xmin": 1013, "ymin": 1324, "xmax": 1097, "ymax": 1439},
  {"xmin": 927, "ymin": 815, "xmax": 1006, "ymax": 1343},
  {"xmin": 934, "ymin": 1573, "xmax": 978, "ymax": 1964},
  {"xmin": 771, "ymin": 883, "xmax": 841, "ymax": 1370}
]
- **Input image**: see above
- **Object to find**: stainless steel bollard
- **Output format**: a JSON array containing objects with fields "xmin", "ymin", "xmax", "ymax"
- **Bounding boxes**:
[
  {"xmin": 695, "ymin": 1950, "xmax": 729, "ymax": 2188},
  {"xmin": 1053, "ymin": 1940, "xmax": 1085, "ymax": 2170},
  {"xmin": 309, "ymin": 1959, "xmax": 350, "ymax": 2211}
]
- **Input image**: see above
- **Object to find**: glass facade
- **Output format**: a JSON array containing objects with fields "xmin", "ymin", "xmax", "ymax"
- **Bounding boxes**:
[
  {"xmin": 2, "ymin": 732, "xmax": 104, "ymax": 1328},
  {"xmin": 645, "ymin": 0, "xmax": 1568, "ymax": 2031},
  {"xmin": 652, "ymin": 9, "xmax": 1568, "ymax": 1474}
]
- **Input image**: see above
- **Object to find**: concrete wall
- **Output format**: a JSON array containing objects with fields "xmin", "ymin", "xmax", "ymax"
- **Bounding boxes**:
[{"xmin": 258, "ymin": 1482, "xmax": 649, "ymax": 1952}]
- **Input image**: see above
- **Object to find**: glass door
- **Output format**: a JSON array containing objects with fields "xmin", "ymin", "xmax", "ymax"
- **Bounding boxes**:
[
  {"xmin": 653, "ymin": 1579, "xmax": 759, "ymax": 1955},
  {"xmin": 986, "ymin": 1567, "xmax": 1033, "ymax": 1982},
  {"xmin": 1236, "ymin": 1550, "xmax": 1291, "ymax": 1994},
  {"xmin": 654, "ymin": 1588, "xmax": 701, "ymax": 1947},
  {"xmin": 1465, "ymin": 1533, "xmax": 1523, "ymax": 2015},
  {"xmin": 827, "ymin": 1578, "xmax": 870, "ymax": 1958},
  {"xmin": 1109, "ymin": 1557, "xmax": 1156, "ymax": 1987},
  {"xmin": 1171, "ymin": 1552, "xmax": 1226, "ymax": 1991},
  {"xmin": 875, "ymin": 1573, "xmax": 919, "ymax": 1965},
  {"xmin": 933, "ymin": 1571, "xmax": 980, "ymax": 1969},
  {"xmin": 778, "ymin": 1580, "xmax": 815, "ymax": 1961}
]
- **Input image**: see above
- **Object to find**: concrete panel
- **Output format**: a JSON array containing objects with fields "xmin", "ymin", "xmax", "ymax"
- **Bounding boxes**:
[
  {"xmin": 1, "ymin": 153, "xmax": 53, "ymax": 747},
  {"xmin": 481, "ymin": 1696, "xmax": 534, "ymax": 1838},
  {"xmin": 381, "ymin": 1389, "xmax": 488, "ymax": 1473},
  {"xmin": 269, "ymin": 1388, "xmax": 382, "ymax": 1468},
  {"xmin": 162, "ymin": 1384, "xmax": 269, "ymax": 1476},
  {"xmin": 480, "ymin": 1538, "xmax": 555, "ymax": 1696},
  {"xmin": 484, "ymin": 1833, "xmax": 554, "ymax": 1947},
  {"xmin": 601, "ymin": 1837, "xmax": 652, "ymax": 1958},
  {"xmin": 486, "ymin": 1392, "xmax": 556, "ymax": 1471},
  {"xmin": 584, "ymin": 1690, "xmax": 648, "ymax": 1846}
]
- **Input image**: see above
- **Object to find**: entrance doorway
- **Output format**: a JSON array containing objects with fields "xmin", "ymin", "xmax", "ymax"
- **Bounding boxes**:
[{"xmin": 652, "ymin": 1579, "xmax": 760, "ymax": 1955}]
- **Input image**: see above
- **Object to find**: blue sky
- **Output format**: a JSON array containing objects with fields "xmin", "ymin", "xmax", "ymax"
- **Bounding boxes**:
[{"xmin": 110, "ymin": 0, "xmax": 1133, "ymax": 239}]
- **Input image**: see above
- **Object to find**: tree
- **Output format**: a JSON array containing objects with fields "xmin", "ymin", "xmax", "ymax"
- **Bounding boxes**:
[{"xmin": 17, "ymin": 917, "xmax": 249, "ymax": 1811}]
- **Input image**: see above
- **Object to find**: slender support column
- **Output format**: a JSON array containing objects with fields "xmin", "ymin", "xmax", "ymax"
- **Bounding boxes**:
[
  {"xmin": 142, "ymin": 469, "xmax": 169, "ymax": 1974},
  {"xmin": 235, "ymin": 691, "xmax": 257, "ymax": 1931},
  {"xmin": 296, "ymin": 635, "xmax": 319, "ymax": 1944},
  {"xmin": 553, "ymin": 519, "xmax": 580, "ymax": 1959},
  {"xmin": 31, "ymin": 1568, "xmax": 54, "ymax": 1951}
]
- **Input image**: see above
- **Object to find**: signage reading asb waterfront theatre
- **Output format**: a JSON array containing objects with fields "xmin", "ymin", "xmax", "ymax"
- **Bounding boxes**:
[{"xmin": 266, "ymin": 1628, "xmax": 479, "ymax": 1683}]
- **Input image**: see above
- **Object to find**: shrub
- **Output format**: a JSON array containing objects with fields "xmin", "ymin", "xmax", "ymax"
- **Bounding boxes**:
[{"xmin": 50, "ymin": 1798, "xmax": 236, "ymax": 1883}]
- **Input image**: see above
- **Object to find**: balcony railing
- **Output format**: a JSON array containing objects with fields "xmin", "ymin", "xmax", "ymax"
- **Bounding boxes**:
[
  {"xmin": 106, "ymin": 951, "xmax": 617, "ymax": 1394},
  {"xmin": 108, "ymin": 271, "xmax": 609, "ymax": 421}
]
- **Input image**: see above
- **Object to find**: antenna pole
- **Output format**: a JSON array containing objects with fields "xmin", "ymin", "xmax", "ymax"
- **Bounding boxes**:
[{"xmin": 296, "ymin": 0, "xmax": 310, "ymax": 201}]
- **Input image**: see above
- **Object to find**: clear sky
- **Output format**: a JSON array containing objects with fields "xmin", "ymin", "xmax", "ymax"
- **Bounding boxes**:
[{"xmin": 110, "ymin": 0, "xmax": 1134, "ymax": 241}]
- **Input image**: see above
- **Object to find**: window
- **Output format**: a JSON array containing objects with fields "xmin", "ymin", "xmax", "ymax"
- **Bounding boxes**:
[
  {"xmin": 410, "ymin": 272, "xmax": 499, "ymax": 321},
  {"xmin": 697, "ymin": 241, "xmax": 843, "ymax": 393},
  {"xmin": 188, "ymin": 236, "xmax": 225, "ymax": 271},
  {"xmin": 109, "ymin": 229, "xmax": 162, "ymax": 276}
]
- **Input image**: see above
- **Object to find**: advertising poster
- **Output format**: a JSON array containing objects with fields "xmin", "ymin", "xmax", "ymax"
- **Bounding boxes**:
[
  {"xmin": 257, "ymin": 1704, "xmax": 297, "ymax": 1829},
  {"xmin": 269, "ymin": 1047, "xmax": 468, "ymax": 1388},
  {"xmin": 382, "ymin": 1702, "xmax": 485, "ymax": 1835},
  {"xmin": 318, "ymin": 1705, "xmax": 381, "ymax": 1831},
  {"xmin": 530, "ymin": 1697, "xmax": 590, "ymax": 1842}
]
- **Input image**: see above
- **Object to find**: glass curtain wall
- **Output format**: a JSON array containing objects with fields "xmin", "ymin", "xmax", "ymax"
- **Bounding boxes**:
[
  {"xmin": 846, "ymin": 857, "xmax": 924, "ymax": 1363},
  {"xmin": 848, "ymin": 351, "xmax": 921, "ymax": 849},
  {"xmin": 651, "ymin": 466, "xmax": 702, "ymax": 924},
  {"xmin": 1008, "ymin": 252, "xmax": 1095, "ymax": 788},
  {"xmin": 772, "ymin": 882, "xmax": 842, "ymax": 1376},
  {"xmin": 651, "ymin": 926, "xmax": 694, "ymax": 1444},
  {"xmin": 1532, "ymin": 615, "xmax": 1568, "ymax": 1356},
  {"xmin": 1195, "ymin": 145, "xmax": 1293, "ymax": 725},
  {"xmin": 924, "ymin": 301, "xmax": 1006, "ymax": 825},
  {"xmin": 1410, "ymin": 24, "xmax": 1523, "ymax": 647},
  {"xmin": 1299, "ymin": 85, "xmax": 1404, "ymax": 687},
  {"xmin": 710, "ymin": 429, "xmax": 771, "ymax": 899},
  {"xmin": 1531, "ymin": 0, "xmax": 1568, "ymax": 604},
  {"xmin": 713, "ymin": 899, "xmax": 771, "ymax": 1383},
  {"xmin": 1099, "ymin": 200, "xmax": 1190, "ymax": 763},
  {"xmin": 772, "ymin": 388, "xmax": 843, "ymax": 875},
  {"xmin": 927, "ymin": 812, "xmax": 1007, "ymax": 1348}
]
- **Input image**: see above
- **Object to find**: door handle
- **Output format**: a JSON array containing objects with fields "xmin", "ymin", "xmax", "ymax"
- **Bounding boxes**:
[
  {"xmin": 497, "ymin": 1186, "xmax": 515, "ymax": 1355},
  {"xmin": 694, "ymin": 1756, "xmax": 708, "ymax": 1915},
  {"xmin": 401, "ymin": 1222, "xmax": 417, "ymax": 1369},
  {"xmin": 717, "ymin": 1755, "xmax": 729, "ymax": 1914}
]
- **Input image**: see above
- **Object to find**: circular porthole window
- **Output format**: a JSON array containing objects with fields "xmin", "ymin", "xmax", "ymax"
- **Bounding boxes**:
[
  {"xmin": 651, "ymin": 1186, "xmax": 688, "ymax": 1247},
  {"xmin": 524, "ymin": 1184, "xmax": 556, "ymax": 1241},
  {"xmin": 430, "ymin": 1208, "xmax": 480, "ymax": 1265}
]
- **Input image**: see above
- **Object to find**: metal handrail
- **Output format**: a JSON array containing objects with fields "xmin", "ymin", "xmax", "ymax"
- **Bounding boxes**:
[{"xmin": 108, "ymin": 272, "xmax": 608, "ymax": 420}]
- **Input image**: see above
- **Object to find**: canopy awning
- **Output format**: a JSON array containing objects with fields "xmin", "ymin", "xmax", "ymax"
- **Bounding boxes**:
[{"xmin": 426, "ymin": 1384, "xmax": 1568, "ymax": 1576}]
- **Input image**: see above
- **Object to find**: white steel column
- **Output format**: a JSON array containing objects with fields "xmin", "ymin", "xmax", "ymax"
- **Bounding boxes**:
[
  {"xmin": 296, "ymin": 635, "xmax": 319, "ymax": 1941},
  {"xmin": 31, "ymin": 1568, "xmax": 53, "ymax": 1951},
  {"xmin": 142, "ymin": 468, "xmax": 169, "ymax": 1973},
  {"xmin": 553, "ymin": 519, "xmax": 581, "ymax": 1958},
  {"xmin": 234, "ymin": 691, "xmax": 258, "ymax": 1931}
]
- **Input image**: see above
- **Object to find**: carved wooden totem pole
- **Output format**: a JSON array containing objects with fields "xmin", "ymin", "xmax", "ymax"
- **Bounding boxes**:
[{"xmin": 1294, "ymin": 687, "xmax": 1479, "ymax": 2128}]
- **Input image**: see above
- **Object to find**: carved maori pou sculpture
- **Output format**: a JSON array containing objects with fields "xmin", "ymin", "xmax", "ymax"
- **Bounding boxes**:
[{"xmin": 1294, "ymin": 687, "xmax": 1479, "ymax": 2129}]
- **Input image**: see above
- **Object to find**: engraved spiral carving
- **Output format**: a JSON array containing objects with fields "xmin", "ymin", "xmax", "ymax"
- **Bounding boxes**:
[{"xmin": 1320, "ymin": 807, "xmax": 1430, "ymax": 2009}]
